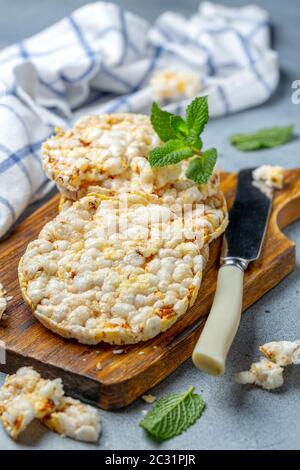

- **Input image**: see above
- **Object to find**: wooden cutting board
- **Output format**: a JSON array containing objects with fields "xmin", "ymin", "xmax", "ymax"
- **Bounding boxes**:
[{"xmin": 0, "ymin": 169, "xmax": 299, "ymax": 409}]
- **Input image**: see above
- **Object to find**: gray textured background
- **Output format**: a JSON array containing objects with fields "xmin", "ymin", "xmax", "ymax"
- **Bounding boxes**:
[{"xmin": 0, "ymin": 0, "xmax": 300, "ymax": 450}]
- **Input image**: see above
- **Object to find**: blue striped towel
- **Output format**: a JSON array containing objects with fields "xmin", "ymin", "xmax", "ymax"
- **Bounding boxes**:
[{"xmin": 0, "ymin": 1, "xmax": 279, "ymax": 238}]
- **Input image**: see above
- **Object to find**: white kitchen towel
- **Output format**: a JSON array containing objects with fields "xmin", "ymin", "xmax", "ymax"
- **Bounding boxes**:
[{"xmin": 0, "ymin": 1, "xmax": 279, "ymax": 238}]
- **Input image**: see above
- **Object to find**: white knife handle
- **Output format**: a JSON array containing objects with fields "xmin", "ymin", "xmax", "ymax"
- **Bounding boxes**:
[{"xmin": 192, "ymin": 263, "xmax": 244, "ymax": 376}]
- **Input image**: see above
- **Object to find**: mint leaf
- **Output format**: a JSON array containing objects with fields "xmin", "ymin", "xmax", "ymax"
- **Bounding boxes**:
[
  {"xmin": 148, "ymin": 97, "xmax": 217, "ymax": 184},
  {"xmin": 186, "ymin": 96, "xmax": 209, "ymax": 138},
  {"xmin": 149, "ymin": 140, "xmax": 194, "ymax": 167},
  {"xmin": 186, "ymin": 147, "xmax": 217, "ymax": 184},
  {"xmin": 150, "ymin": 102, "xmax": 176, "ymax": 142},
  {"xmin": 185, "ymin": 135, "xmax": 203, "ymax": 151},
  {"xmin": 230, "ymin": 125, "xmax": 294, "ymax": 151},
  {"xmin": 140, "ymin": 386, "xmax": 205, "ymax": 441},
  {"xmin": 170, "ymin": 115, "xmax": 189, "ymax": 139}
]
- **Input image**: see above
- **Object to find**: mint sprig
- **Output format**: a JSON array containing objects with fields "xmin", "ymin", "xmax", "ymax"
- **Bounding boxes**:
[
  {"xmin": 149, "ymin": 97, "xmax": 216, "ymax": 184},
  {"xmin": 229, "ymin": 124, "xmax": 294, "ymax": 151},
  {"xmin": 140, "ymin": 386, "xmax": 205, "ymax": 441}
]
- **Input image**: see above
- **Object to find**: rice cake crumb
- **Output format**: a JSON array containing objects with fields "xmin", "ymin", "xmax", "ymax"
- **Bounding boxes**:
[
  {"xmin": 235, "ymin": 358, "xmax": 284, "ymax": 390},
  {"xmin": 141, "ymin": 394, "xmax": 156, "ymax": 404},
  {"xmin": 260, "ymin": 340, "xmax": 300, "ymax": 366},
  {"xmin": 252, "ymin": 165, "xmax": 285, "ymax": 189},
  {"xmin": 0, "ymin": 367, "xmax": 64, "ymax": 439},
  {"xmin": 42, "ymin": 396, "xmax": 101, "ymax": 443},
  {"xmin": 112, "ymin": 349, "xmax": 125, "ymax": 355},
  {"xmin": 0, "ymin": 283, "xmax": 8, "ymax": 320},
  {"xmin": 0, "ymin": 367, "xmax": 101, "ymax": 442}
]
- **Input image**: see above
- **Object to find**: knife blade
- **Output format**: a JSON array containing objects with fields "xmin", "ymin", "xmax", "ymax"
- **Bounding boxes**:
[
  {"xmin": 192, "ymin": 168, "xmax": 273, "ymax": 375},
  {"xmin": 221, "ymin": 168, "xmax": 273, "ymax": 267}
]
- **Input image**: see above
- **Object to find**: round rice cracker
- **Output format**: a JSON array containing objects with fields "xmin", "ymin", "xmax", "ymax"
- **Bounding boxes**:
[
  {"xmin": 42, "ymin": 113, "xmax": 221, "ymax": 205},
  {"xmin": 57, "ymin": 168, "xmax": 222, "ymax": 214},
  {"xmin": 42, "ymin": 113, "xmax": 183, "ymax": 200},
  {"xmin": 19, "ymin": 192, "xmax": 228, "ymax": 345}
]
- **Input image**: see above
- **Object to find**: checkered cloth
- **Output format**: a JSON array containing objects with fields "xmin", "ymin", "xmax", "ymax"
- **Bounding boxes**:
[{"xmin": 0, "ymin": 1, "xmax": 279, "ymax": 238}]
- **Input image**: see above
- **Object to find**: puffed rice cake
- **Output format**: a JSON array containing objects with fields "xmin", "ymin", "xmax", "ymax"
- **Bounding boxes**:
[
  {"xmin": 42, "ymin": 396, "xmax": 101, "ymax": 442},
  {"xmin": 42, "ymin": 113, "xmax": 183, "ymax": 201},
  {"xmin": 58, "ymin": 161, "xmax": 222, "ymax": 214},
  {"xmin": 0, "ymin": 367, "xmax": 101, "ymax": 441},
  {"xmin": 19, "ymin": 191, "xmax": 228, "ymax": 345},
  {"xmin": 42, "ymin": 113, "xmax": 221, "ymax": 207},
  {"xmin": 0, "ymin": 366, "xmax": 64, "ymax": 439}
]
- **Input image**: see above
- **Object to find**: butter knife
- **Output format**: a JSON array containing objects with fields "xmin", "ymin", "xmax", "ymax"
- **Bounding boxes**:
[{"xmin": 192, "ymin": 168, "xmax": 273, "ymax": 375}]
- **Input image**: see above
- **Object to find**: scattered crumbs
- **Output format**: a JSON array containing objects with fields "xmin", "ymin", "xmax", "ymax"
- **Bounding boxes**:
[
  {"xmin": 141, "ymin": 394, "xmax": 157, "ymax": 404},
  {"xmin": 0, "ymin": 284, "xmax": 6, "ymax": 295},
  {"xmin": 138, "ymin": 351, "xmax": 145, "ymax": 355},
  {"xmin": 0, "ymin": 366, "xmax": 102, "ymax": 442},
  {"xmin": 82, "ymin": 357, "xmax": 87, "ymax": 362},
  {"xmin": 112, "ymin": 349, "xmax": 125, "ymax": 355},
  {"xmin": 252, "ymin": 165, "xmax": 285, "ymax": 190},
  {"xmin": 153, "ymin": 345, "xmax": 158, "ymax": 349},
  {"xmin": 96, "ymin": 362, "xmax": 102, "ymax": 371},
  {"xmin": 0, "ymin": 298, "xmax": 7, "ymax": 320},
  {"xmin": 260, "ymin": 340, "xmax": 300, "ymax": 366},
  {"xmin": 235, "ymin": 358, "xmax": 284, "ymax": 390},
  {"xmin": 0, "ymin": 283, "xmax": 8, "ymax": 320},
  {"xmin": 6, "ymin": 296, "xmax": 13, "ymax": 302},
  {"xmin": 141, "ymin": 409, "xmax": 148, "ymax": 415}
]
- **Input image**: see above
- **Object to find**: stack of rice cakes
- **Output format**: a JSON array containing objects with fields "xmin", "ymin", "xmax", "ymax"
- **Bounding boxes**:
[{"xmin": 18, "ymin": 113, "xmax": 228, "ymax": 345}]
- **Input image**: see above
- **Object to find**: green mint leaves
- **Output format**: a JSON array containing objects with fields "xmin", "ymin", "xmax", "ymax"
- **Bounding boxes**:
[
  {"xmin": 186, "ymin": 148, "xmax": 217, "ymax": 184},
  {"xmin": 186, "ymin": 95, "xmax": 209, "ymax": 137},
  {"xmin": 150, "ymin": 103, "xmax": 177, "ymax": 142},
  {"xmin": 149, "ymin": 97, "xmax": 216, "ymax": 184},
  {"xmin": 140, "ymin": 386, "xmax": 205, "ymax": 441},
  {"xmin": 230, "ymin": 124, "xmax": 294, "ymax": 151},
  {"xmin": 149, "ymin": 140, "xmax": 194, "ymax": 167}
]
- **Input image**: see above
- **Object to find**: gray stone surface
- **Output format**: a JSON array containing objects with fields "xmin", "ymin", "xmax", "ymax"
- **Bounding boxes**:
[{"xmin": 0, "ymin": 0, "xmax": 300, "ymax": 450}]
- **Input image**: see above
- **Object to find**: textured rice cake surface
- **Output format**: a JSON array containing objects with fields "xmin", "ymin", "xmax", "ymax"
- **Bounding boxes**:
[
  {"xmin": 59, "ymin": 163, "xmax": 221, "ymax": 213},
  {"xmin": 252, "ymin": 165, "xmax": 285, "ymax": 189},
  {"xmin": 260, "ymin": 340, "xmax": 300, "ymax": 366},
  {"xmin": 42, "ymin": 113, "xmax": 185, "ymax": 200},
  {"xmin": 42, "ymin": 397, "xmax": 101, "ymax": 442},
  {"xmin": 0, "ymin": 367, "xmax": 101, "ymax": 441},
  {"xmin": 19, "ymin": 191, "xmax": 228, "ymax": 345},
  {"xmin": 235, "ymin": 358, "xmax": 284, "ymax": 390},
  {"xmin": 0, "ymin": 367, "xmax": 64, "ymax": 439}
]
